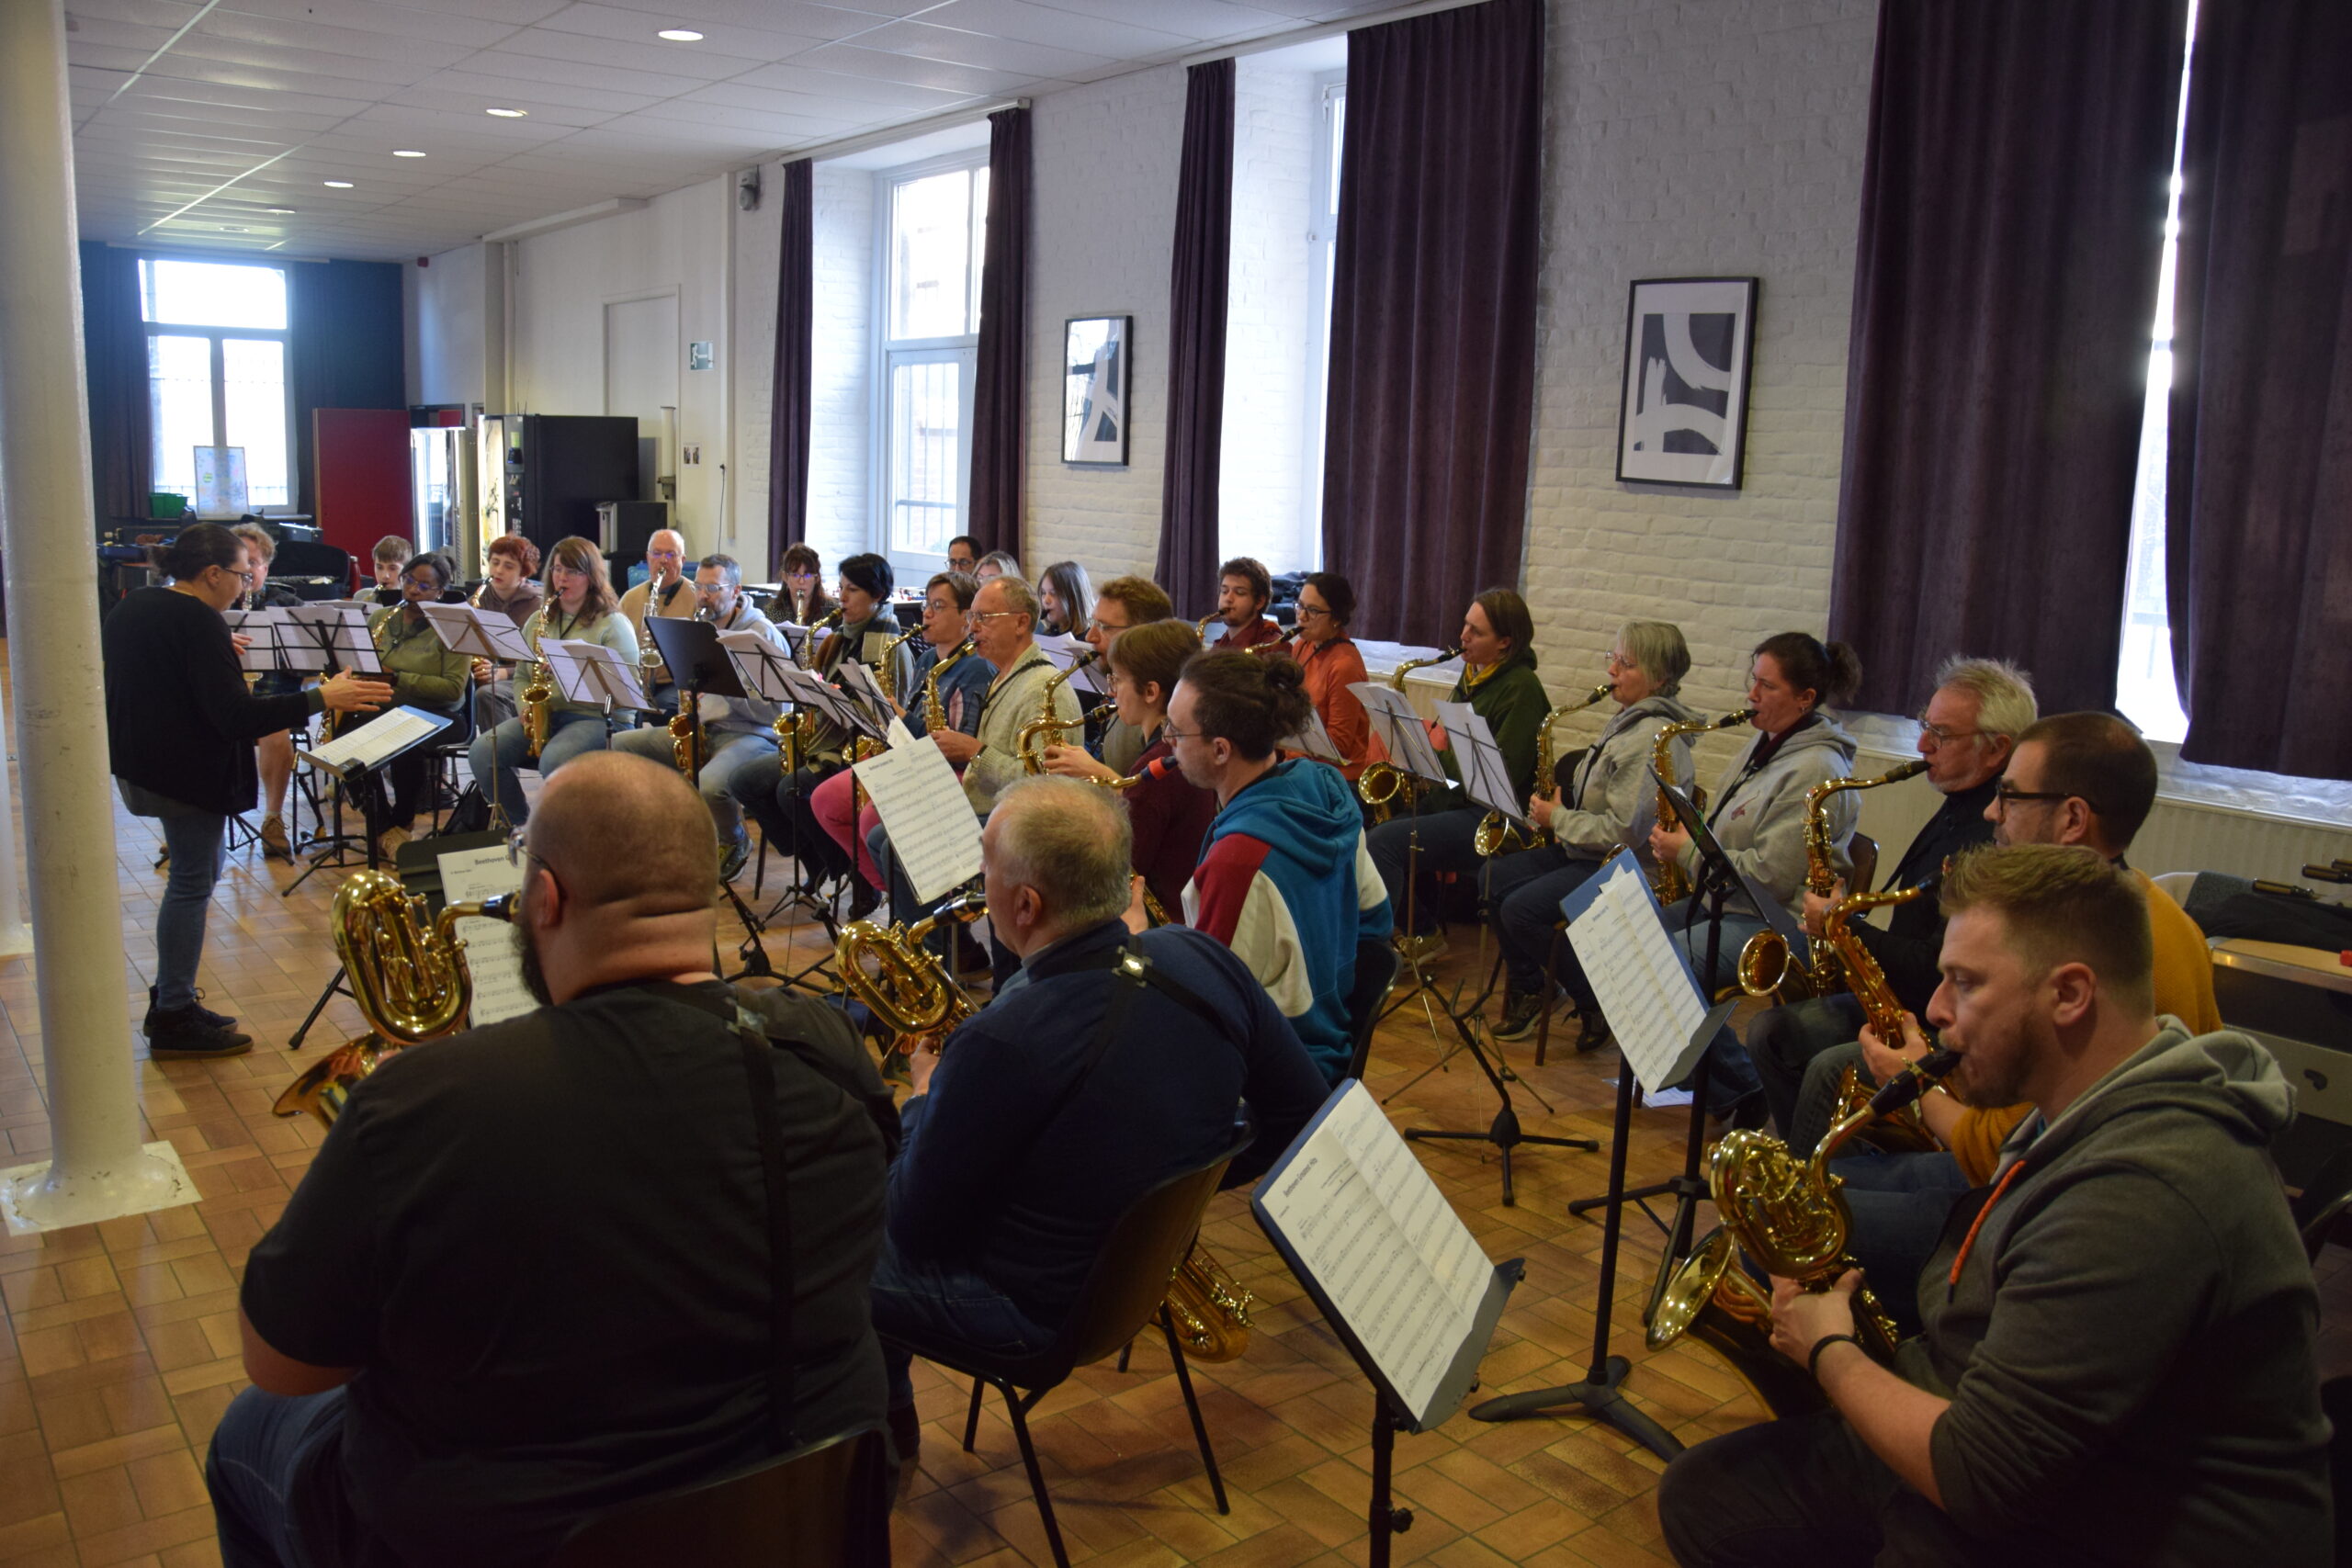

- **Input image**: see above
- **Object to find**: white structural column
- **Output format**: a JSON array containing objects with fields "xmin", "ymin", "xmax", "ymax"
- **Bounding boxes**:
[
  {"xmin": 0, "ymin": 677, "xmax": 34, "ymax": 958},
  {"xmin": 0, "ymin": 0, "xmax": 194, "ymax": 1232}
]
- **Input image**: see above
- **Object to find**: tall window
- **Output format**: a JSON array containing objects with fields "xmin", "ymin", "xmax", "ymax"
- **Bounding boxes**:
[
  {"xmin": 2113, "ymin": 2, "xmax": 2198, "ymax": 744},
  {"xmin": 140, "ymin": 258, "xmax": 293, "ymax": 509},
  {"xmin": 876, "ymin": 158, "xmax": 989, "ymax": 575},
  {"xmin": 1300, "ymin": 74, "xmax": 1346, "ymax": 570}
]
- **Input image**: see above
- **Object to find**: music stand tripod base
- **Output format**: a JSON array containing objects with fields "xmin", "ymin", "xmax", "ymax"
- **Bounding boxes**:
[{"xmin": 1402, "ymin": 992, "xmax": 1596, "ymax": 1207}]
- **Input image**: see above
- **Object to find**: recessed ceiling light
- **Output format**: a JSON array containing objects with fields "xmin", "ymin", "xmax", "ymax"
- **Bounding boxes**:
[
  {"xmin": 323, "ymin": 179, "xmax": 354, "ymax": 187},
  {"xmin": 657, "ymin": 28, "xmax": 703, "ymax": 41},
  {"xmin": 265, "ymin": 207, "xmax": 296, "ymax": 214},
  {"xmin": 485, "ymin": 107, "xmax": 527, "ymax": 118},
  {"xmin": 219, "ymin": 225, "xmax": 248, "ymax": 232},
  {"xmin": 392, "ymin": 148, "xmax": 426, "ymax": 157}
]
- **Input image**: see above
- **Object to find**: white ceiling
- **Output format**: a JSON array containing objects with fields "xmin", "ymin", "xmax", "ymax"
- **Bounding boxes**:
[{"xmin": 64, "ymin": 0, "xmax": 1396, "ymax": 264}]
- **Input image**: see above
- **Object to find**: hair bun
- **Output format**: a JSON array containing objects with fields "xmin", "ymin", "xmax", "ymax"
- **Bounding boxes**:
[{"xmin": 1261, "ymin": 656, "xmax": 1305, "ymax": 694}]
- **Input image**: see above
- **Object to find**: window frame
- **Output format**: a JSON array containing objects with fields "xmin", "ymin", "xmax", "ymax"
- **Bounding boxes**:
[
  {"xmin": 869, "ymin": 151, "xmax": 990, "ymax": 580},
  {"xmin": 138, "ymin": 254, "xmax": 298, "ymax": 513}
]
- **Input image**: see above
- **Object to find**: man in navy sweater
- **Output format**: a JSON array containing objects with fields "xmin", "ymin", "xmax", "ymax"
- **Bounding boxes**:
[{"xmin": 873, "ymin": 777, "xmax": 1329, "ymax": 1471}]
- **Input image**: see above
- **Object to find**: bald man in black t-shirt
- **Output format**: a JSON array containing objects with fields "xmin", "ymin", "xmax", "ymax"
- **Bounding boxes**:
[{"xmin": 209, "ymin": 755, "xmax": 897, "ymax": 1568}]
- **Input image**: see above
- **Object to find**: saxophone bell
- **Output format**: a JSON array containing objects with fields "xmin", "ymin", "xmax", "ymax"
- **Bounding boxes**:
[
  {"xmin": 1479, "ymin": 678, "xmax": 1614, "ymax": 856},
  {"xmin": 1356, "ymin": 647, "xmax": 1462, "ymax": 823}
]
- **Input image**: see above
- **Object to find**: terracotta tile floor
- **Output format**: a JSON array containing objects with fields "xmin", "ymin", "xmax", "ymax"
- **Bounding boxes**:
[{"xmin": 3, "ymin": 775, "xmax": 2347, "ymax": 1566}]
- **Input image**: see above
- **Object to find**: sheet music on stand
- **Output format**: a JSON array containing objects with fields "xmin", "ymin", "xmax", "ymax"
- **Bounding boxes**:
[
  {"xmin": 833, "ymin": 660, "xmax": 897, "ymax": 732},
  {"xmin": 777, "ymin": 664, "xmax": 882, "ymax": 741},
  {"xmin": 542, "ymin": 638, "xmax": 650, "ymax": 713},
  {"xmin": 283, "ymin": 602, "xmax": 385, "ymax": 674},
  {"xmin": 1034, "ymin": 631, "xmax": 1085, "ymax": 671},
  {"xmin": 1281, "ymin": 705, "xmax": 1346, "ymax": 766},
  {"xmin": 1348, "ymin": 682, "xmax": 1447, "ymax": 783},
  {"xmin": 420, "ymin": 603, "xmax": 533, "ymax": 663},
  {"xmin": 720, "ymin": 632, "xmax": 797, "ymax": 704},
  {"xmin": 1253, "ymin": 1081, "xmax": 1521, "ymax": 1429},
  {"xmin": 223, "ymin": 607, "xmax": 317, "ymax": 674},
  {"xmin": 1434, "ymin": 702, "xmax": 1532, "ymax": 830},
  {"xmin": 775, "ymin": 623, "xmax": 811, "ymax": 666},
  {"xmin": 1655, "ymin": 775, "xmax": 1810, "ymax": 961},
  {"xmin": 1560, "ymin": 850, "xmax": 1713, "ymax": 1096},
  {"xmin": 296, "ymin": 705, "xmax": 451, "ymax": 775},
  {"xmin": 434, "ymin": 841, "xmax": 536, "ymax": 1028},
  {"xmin": 854, "ymin": 717, "xmax": 983, "ymax": 903}
]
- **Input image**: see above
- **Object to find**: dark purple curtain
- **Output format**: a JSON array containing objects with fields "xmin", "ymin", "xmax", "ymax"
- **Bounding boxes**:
[
  {"xmin": 767, "ymin": 158, "xmax": 814, "ymax": 577},
  {"xmin": 1321, "ymin": 0, "xmax": 1543, "ymax": 649},
  {"xmin": 78, "ymin": 242, "xmax": 152, "ymax": 524},
  {"xmin": 289, "ymin": 260, "xmax": 405, "ymax": 518},
  {"xmin": 967, "ymin": 107, "xmax": 1030, "ymax": 560},
  {"xmin": 2165, "ymin": 0, "xmax": 2352, "ymax": 779},
  {"xmin": 1156, "ymin": 61, "xmax": 1236, "ymax": 623},
  {"xmin": 1828, "ymin": 0, "xmax": 2188, "ymax": 716}
]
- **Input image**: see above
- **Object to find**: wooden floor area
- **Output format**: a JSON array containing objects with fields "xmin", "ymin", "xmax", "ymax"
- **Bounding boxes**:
[{"xmin": 2, "ymin": 772, "xmax": 2347, "ymax": 1567}]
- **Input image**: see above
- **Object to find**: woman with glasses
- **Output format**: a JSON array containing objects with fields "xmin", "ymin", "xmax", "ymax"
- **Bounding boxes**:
[
  {"xmin": 1483, "ymin": 621, "xmax": 1702, "ymax": 1043},
  {"xmin": 101, "ymin": 523, "xmax": 390, "ymax": 1058},
  {"xmin": 1286, "ymin": 571, "xmax": 1375, "ymax": 781},
  {"xmin": 354, "ymin": 551, "xmax": 475, "ymax": 862},
  {"xmin": 766, "ymin": 543, "xmax": 835, "ymax": 628},
  {"xmin": 467, "ymin": 536, "xmax": 637, "ymax": 829}
]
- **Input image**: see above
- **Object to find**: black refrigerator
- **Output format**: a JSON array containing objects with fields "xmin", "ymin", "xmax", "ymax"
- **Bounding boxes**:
[{"xmin": 481, "ymin": 413, "xmax": 639, "ymax": 557}]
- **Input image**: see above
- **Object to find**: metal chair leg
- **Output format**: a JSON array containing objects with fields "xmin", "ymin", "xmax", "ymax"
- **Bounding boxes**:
[
  {"xmin": 1159, "ymin": 1305, "xmax": 1228, "ymax": 1514},
  {"xmin": 1001, "ymin": 1384, "xmax": 1069, "ymax": 1568},
  {"xmin": 962, "ymin": 1377, "xmax": 984, "ymax": 1451}
]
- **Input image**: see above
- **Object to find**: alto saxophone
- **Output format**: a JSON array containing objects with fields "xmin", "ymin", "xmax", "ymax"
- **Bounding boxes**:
[
  {"xmin": 1016, "ymin": 650, "xmax": 1101, "ymax": 773},
  {"xmin": 519, "ymin": 616, "xmax": 554, "ymax": 761},
  {"xmin": 272, "ymin": 870, "xmax": 514, "ymax": 1128},
  {"xmin": 1476, "ymin": 679, "xmax": 1611, "ymax": 857},
  {"xmin": 922, "ymin": 637, "xmax": 974, "ymax": 737},
  {"xmin": 1736, "ymin": 759, "xmax": 1928, "ymax": 1003},
  {"xmin": 1647, "ymin": 708, "xmax": 1756, "ymax": 903},
  {"xmin": 1357, "ymin": 647, "xmax": 1462, "ymax": 823},
  {"xmin": 1646, "ymin": 1049, "xmax": 1960, "ymax": 1416}
]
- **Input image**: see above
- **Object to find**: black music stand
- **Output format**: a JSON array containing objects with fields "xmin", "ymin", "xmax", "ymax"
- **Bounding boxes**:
[
  {"xmin": 1351, "ymin": 684, "xmax": 1450, "ymax": 1052},
  {"xmin": 648, "ymin": 616, "xmax": 779, "ymax": 979}
]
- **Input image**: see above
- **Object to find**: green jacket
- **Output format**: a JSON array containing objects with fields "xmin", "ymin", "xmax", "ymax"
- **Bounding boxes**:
[
  {"xmin": 1441, "ymin": 652, "xmax": 1546, "ymax": 803},
  {"xmin": 368, "ymin": 604, "xmax": 471, "ymax": 713}
]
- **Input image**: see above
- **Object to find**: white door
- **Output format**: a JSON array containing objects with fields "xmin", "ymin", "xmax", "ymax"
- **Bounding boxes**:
[{"xmin": 605, "ymin": 294, "xmax": 678, "ymax": 500}]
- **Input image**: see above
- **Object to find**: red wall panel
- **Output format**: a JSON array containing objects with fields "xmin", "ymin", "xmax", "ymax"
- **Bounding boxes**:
[{"xmin": 311, "ymin": 408, "xmax": 412, "ymax": 567}]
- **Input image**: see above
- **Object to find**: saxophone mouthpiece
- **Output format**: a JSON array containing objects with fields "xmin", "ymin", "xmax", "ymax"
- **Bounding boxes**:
[{"xmin": 1868, "ymin": 1048, "xmax": 1960, "ymax": 1117}]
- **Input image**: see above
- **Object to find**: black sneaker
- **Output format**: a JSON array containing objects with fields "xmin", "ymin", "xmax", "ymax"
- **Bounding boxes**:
[
  {"xmin": 719, "ymin": 832, "xmax": 751, "ymax": 884},
  {"xmin": 146, "ymin": 1008, "xmax": 254, "ymax": 1059},
  {"xmin": 1492, "ymin": 988, "xmax": 1551, "ymax": 1042},
  {"xmin": 144, "ymin": 986, "xmax": 238, "ymax": 1037},
  {"xmin": 846, "ymin": 880, "xmax": 882, "ymax": 923}
]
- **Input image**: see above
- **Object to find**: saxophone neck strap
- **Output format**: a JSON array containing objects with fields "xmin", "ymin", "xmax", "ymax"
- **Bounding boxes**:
[{"xmin": 1021, "ymin": 934, "xmax": 1238, "ymax": 1135}]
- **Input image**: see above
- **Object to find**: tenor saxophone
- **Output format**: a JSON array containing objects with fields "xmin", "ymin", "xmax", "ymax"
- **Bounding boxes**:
[
  {"xmin": 1815, "ymin": 876, "xmax": 1945, "ymax": 1155},
  {"xmin": 1356, "ymin": 647, "xmax": 1462, "ymax": 823},
  {"xmin": 272, "ymin": 870, "xmax": 514, "ymax": 1128},
  {"xmin": 1647, "ymin": 708, "xmax": 1757, "ymax": 903},
  {"xmin": 1736, "ymin": 758, "xmax": 1928, "ymax": 1002},
  {"xmin": 1476, "ymin": 679, "xmax": 1612, "ymax": 856},
  {"xmin": 1645, "ymin": 1049, "xmax": 1960, "ymax": 1416}
]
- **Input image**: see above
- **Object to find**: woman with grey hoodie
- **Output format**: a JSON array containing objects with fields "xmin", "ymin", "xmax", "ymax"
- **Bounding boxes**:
[
  {"xmin": 1649, "ymin": 630, "xmax": 1862, "ymax": 1118},
  {"xmin": 1487, "ymin": 619, "xmax": 1701, "ymax": 1042}
]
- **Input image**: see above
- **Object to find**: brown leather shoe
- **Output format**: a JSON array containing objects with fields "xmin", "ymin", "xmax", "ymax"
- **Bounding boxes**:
[{"xmin": 259, "ymin": 815, "xmax": 293, "ymax": 863}]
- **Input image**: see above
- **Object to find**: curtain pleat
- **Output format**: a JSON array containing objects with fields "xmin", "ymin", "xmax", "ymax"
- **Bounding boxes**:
[
  {"xmin": 967, "ymin": 107, "xmax": 1031, "ymax": 559},
  {"xmin": 768, "ymin": 158, "xmax": 815, "ymax": 576},
  {"xmin": 1155, "ymin": 60, "xmax": 1237, "ymax": 623},
  {"xmin": 288, "ymin": 260, "xmax": 405, "ymax": 519},
  {"xmin": 78, "ymin": 243, "xmax": 153, "ymax": 523}
]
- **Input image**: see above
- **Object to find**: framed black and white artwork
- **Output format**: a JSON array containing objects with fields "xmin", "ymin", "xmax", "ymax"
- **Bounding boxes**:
[
  {"xmin": 1062, "ymin": 314, "xmax": 1132, "ymax": 466},
  {"xmin": 1615, "ymin": 277, "xmax": 1758, "ymax": 489}
]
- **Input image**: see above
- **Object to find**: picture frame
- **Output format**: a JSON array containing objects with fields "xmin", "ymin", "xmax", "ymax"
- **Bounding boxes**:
[
  {"xmin": 1614, "ymin": 277, "xmax": 1759, "ymax": 489},
  {"xmin": 1062, "ymin": 314, "xmax": 1132, "ymax": 467}
]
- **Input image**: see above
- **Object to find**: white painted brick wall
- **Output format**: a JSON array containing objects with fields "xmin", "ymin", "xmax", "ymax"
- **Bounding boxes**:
[
  {"xmin": 1022, "ymin": 65, "xmax": 1187, "ymax": 584},
  {"xmin": 1219, "ymin": 59, "xmax": 1318, "ymax": 576},
  {"xmin": 733, "ymin": 162, "xmax": 873, "ymax": 576}
]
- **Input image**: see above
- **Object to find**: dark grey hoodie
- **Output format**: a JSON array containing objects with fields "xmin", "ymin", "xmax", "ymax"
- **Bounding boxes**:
[{"xmin": 1899, "ymin": 1023, "xmax": 2331, "ymax": 1564}]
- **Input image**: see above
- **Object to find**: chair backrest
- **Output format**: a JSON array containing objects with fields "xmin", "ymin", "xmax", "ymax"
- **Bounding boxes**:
[
  {"xmin": 1342, "ymin": 936, "xmax": 1401, "ymax": 1082},
  {"xmin": 1849, "ymin": 831, "xmax": 1881, "ymax": 897},
  {"xmin": 548, "ymin": 1426, "xmax": 889, "ymax": 1568},
  {"xmin": 2292, "ymin": 1142, "xmax": 2352, "ymax": 1262},
  {"xmin": 273, "ymin": 539, "xmax": 354, "ymax": 582},
  {"xmin": 1052, "ymin": 1124, "xmax": 1255, "ymax": 1371}
]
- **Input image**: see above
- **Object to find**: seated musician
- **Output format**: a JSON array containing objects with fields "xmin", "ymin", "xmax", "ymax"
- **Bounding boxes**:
[
  {"xmin": 1646, "ymin": 632, "xmax": 1863, "ymax": 1122},
  {"xmin": 230, "ymin": 524, "xmax": 306, "ymax": 863},
  {"xmin": 974, "ymin": 549, "xmax": 1021, "ymax": 583},
  {"xmin": 465, "ymin": 536, "xmax": 638, "ymax": 829},
  {"xmin": 209, "ymin": 754, "xmax": 897, "ymax": 1566},
  {"xmin": 355, "ymin": 550, "xmax": 472, "ymax": 862},
  {"xmin": 1788, "ymin": 711, "xmax": 2222, "ymax": 1335},
  {"xmin": 1042, "ymin": 618, "xmax": 1216, "ymax": 923},
  {"xmin": 724, "ymin": 553, "xmax": 894, "ymax": 888},
  {"xmin": 1285, "ymin": 571, "xmax": 1375, "ymax": 780},
  {"xmin": 1037, "ymin": 558, "xmax": 1094, "ymax": 641},
  {"xmin": 873, "ymin": 777, "xmax": 1327, "ymax": 1471},
  {"xmin": 1746, "ymin": 656, "xmax": 2033, "ymax": 1134},
  {"xmin": 1483, "ymin": 620, "xmax": 1699, "ymax": 1042},
  {"xmin": 468, "ymin": 533, "xmax": 542, "ymax": 733},
  {"xmin": 612, "ymin": 553, "xmax": 787, "ymax": 882},
  {"xmin": 1363, "ymin": 588, "xmax": 1549, "ymax": 964},
  {"xmin": 809, "ymin": 570, "xmax": 994, "ymax": 919},
  {"xmin": 1168, "ymin": 650, "xmax": 1392, "ymax": 1081},
  {"xmin": 945, "ymin": 535, "xmax": 978, "ymax": 577},
  {"xmin": 616, "ymin": 527, "xmax": 695, "ymax": 714},
  {"xmin": 367, "ymin": 535, "xmax": 411, "ymax": 606},
  {"xmin": 1207, "ymin": 555, "xmax": 1284, "ymax": 650},
  {"xmin": 768, "ymin": 542, "xmax": 836, "ymax": 628},
  {"xmin": 1656, "ymin": 843, "xmax": 2329, "ymax": 1568},
  {"xmin": 1087, "ymin": 574, "xmax": 1175, "ymax": 775}
]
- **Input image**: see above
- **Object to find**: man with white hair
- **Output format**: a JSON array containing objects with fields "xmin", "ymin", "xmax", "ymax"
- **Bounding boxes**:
[
  {"xmin": 871, "ymin": 777, "xmax": 1327, "ymax": 1472},
  {"xmin": 616, "ymin": 527, "xmax": 695, "ymax": 714}
]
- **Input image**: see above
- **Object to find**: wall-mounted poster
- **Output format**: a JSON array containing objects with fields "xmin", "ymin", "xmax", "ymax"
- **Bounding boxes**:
[
  {"xmin": 1062, "ymin": 315, "xmax": 1132, "ymax": 466},
  {"xmin": 1615, "ymin": 277, "xmax": 1758, "ymax": 489}
]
